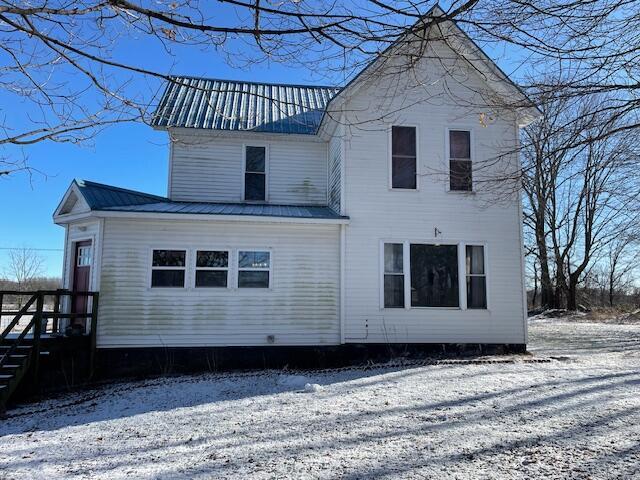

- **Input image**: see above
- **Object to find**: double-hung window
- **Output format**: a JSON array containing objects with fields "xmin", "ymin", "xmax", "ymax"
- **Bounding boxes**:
[
  {"xmin": 195, "ymin": 250, "xmax": 229, "ymax": 288},
  {"xmin": 244, "ymin": 146, "xmax": 266, "ymax": 201},
  {"xmin": 238, "ymin": 251, "xmax": 270, "ymax": 288},
  {"xmin": 449, "ymin": 130, "xmax": 472, "ymax": 191},
  {"xmin": 391, "ymin": 126, "xmax": 417, "ymax": 189},
  {"xmin": 383, "ymin": 243, "xmax": 405, "ymax": 308},
  {"xmin": 466, "ymin": 245, "xmax": 487, "ymax": 309},
  {"xmin": 151, "ymin": 250, "xmax": 186, "ymax": 288}
]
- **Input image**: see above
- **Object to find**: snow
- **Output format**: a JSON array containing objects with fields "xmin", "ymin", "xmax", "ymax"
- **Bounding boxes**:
[{"xmin": 1, "ymin": 320, "xmax": 639, "ymax": 479}]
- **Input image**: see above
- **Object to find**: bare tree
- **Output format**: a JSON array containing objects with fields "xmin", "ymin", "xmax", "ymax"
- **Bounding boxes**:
[
  {"xmin": 1, "ymin": 1, "xmax": 640, "ymax": 174},
  {"xmin": 523, "ymin": 83, "xmax": 640, "ymax": 310},
  {"xmin": 3, "ymin": 247, "xmax": 45, "ymax": 292}
]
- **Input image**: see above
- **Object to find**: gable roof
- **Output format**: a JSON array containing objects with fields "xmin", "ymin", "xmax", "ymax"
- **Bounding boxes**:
[
  {"xmin": 54, "ymin": 179, "xmax": 347, "ymax": 222},
  {"xmin": 151, "ymin": 6, "xmax": 539, "ymax": 134},
  {"xmin": 151, "ymin": 77, "xmax": 339, "ymax": 135}
]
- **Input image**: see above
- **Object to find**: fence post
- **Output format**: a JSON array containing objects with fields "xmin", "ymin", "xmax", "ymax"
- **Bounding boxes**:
[
  {"xmin": 89, "ymin": 292, "xmax": 99, "ymax": 379},
  {"xmin": 32, "ymin": 293, "xmax": 44, "ymax": 392},
  {"xmin": 0, "ymin": 293, "xmax": 3, "ymax": 331},
  {"xmin": 52, "ymin": 291, "xmax": 61, "ymax": 335}
]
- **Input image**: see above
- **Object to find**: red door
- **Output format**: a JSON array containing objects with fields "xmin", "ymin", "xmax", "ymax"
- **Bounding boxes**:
[{"xmin": 72, "ymin": 240, "xmax": 92, "ymax": 328}]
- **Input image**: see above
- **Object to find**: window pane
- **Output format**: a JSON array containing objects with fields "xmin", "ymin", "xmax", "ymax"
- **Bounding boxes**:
[
  {"xmin": 245, "ymin": 172, "xmax": 266, "ymax": 201},
  {"xmin": 151, "ymin": 269, "xmax": 185, "ymax": 287},
  {"xmin": 392, "ymin": 156, "xmax": 417, "ymax": 189},
  {"xmin": 410, "ymin": 244, "xmax": 459, "ymax": 307},
  {"xmin": 384, "ymin": 243, "xmax": 403, "ymax": 273},
  {"xmin": 450, "ymin": 130, "xmax": 470, "ymax": 159},
  {"xmin": 450, "ymin": 159, "xmax": 472, "ymax": 191},
  {"xmin": 197, "ymin": 251, "xmax": 228, "ymax": 268},
  {"xmin": 467, "ymin": 276, "xmax": 487, "ymax": 309},
  {"xmin": 246, "ymin": 146, "xmax": 266, "ymax": 172},
  {"xmin": 392, "ymin": 126, "xmax": 416, "ymax": 156},
  {"xmin": 195, "ymin": 270, "xmax": 228, "ymax": 288},
  {"xmin": 239, "ymin": 251, "xmax": 270, "ymax": 269},
  {"xmin": 152, "ymin": 250, "xmax": 186, "ymax": 267},
  {"xmin": 238, "ymin": 270, "xmax": 269, "ymax": 288},
  {"xmin": 466, "ymin": 246, "xmax": 485, "ymax": 275},
  {"xmin": 384, "ymin": 275, "xmax": 405, "ymax": 308}
]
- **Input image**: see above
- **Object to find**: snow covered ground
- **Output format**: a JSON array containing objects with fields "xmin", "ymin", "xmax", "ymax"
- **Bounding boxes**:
[{"xmin": 1, "ymin": 320, "xmax": 639, "ymax": 479}]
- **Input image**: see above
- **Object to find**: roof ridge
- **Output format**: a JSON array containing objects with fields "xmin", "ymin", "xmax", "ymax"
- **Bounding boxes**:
[
  {"xmin": 167, "ymin": 75, "xmax": 342, "ymax": 91},
  {"xmin": 75, "ymin": 179, "xmax": 167, "ymax": 201}
]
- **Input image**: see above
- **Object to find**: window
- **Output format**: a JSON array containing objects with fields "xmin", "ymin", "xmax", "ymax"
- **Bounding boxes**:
[
  {"xmin": 244, "ymin": 146, "xmax": 266, "ymax": 201},
  {"xmin": 410, "ymin": 244, "xmax": 459, "ymax": 307},
  {"xmin": 466, "ymin": 245, "xmax": 487, "ymax": 309},
  {"xmin": 195, "ymin": 250, "xmax": 229, "ymax": 288},
  {"xmin": 151, "ymin": 250, "xmax": 186, "ymax": 288},
  {"xmin": 383, "ymin": 243, "xmax": 404, "ymax": 308},
  {"xmin": 449, "ymin": 130, "xmax": 472, "ymax": 191},
  {"xmin": 77, "ymin": 246, "xmax": 92, "ymax": 266},
  {"xmin": 391, "ymin": 126, "xmax": 417, "ymax": 189},
  {"xmin": 238, "ymin": 251, "xmax": 270, "ymax": 288}
]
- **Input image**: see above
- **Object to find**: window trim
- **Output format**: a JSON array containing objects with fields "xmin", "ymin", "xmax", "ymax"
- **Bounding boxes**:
[
  {"xmin": 149, "ymin": 247, "xmax": 188, "ymax": 289},
  {"xmin": 194, "ymin": 249, "xmax": 231, "ymax": 289},
  {"xmin": 241, "ymin": 143, "xmax": 269, "ymax": 202},
  {"xmin": 237, "ymin": 249, "xmax": 273, "ymax": 289},
  {"xmin": 381, "ymin": 242, "xmax": 406, "ymax": 309},
  {"xmin": 379, "ymin": 240, "xmax": 489, "ymax": 311},
  {"xmin": 445, "ymin": 126, "xmax": 475, "ymax": 193},
  {"xmin": 388, "ymin": 125, "xmax": 420, "ymax": 191},
  {"xmin": 465, "ymin": 244, "xmax": 489, "ymax": 310}
]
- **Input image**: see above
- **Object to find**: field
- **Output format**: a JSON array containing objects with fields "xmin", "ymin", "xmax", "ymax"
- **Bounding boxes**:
[{"xmin": 1, "ymin": 318, "xmax": 639, "ymax": 479}]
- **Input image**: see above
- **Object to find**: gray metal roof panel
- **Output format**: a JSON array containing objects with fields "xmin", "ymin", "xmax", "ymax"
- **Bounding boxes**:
[
  {"xmin": 73, "ymin": 180, "xmax": 346, "ymax": 220},
  {"xmin": 151, "ymin": 77, "xmax": 340, "ymax": 135}
]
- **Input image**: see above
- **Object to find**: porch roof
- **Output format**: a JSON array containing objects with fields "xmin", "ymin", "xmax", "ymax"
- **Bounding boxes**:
[{"xmin": 68, "ymin": 179, "xmax": 347, "ymax": 221}]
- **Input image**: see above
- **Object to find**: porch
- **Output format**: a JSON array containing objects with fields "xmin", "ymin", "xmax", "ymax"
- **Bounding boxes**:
[{"xmin": 0, "ymin": 290, "xmax": 99, "ymax": 412}]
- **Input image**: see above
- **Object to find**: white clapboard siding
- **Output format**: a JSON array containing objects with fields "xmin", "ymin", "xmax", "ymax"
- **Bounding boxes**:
[
  {"xmin": 97, "ymin": 218, "xmax": 340, "ymax": 347},
  {"xmin": 340, "ymin": 39, "xmax": 526, "ymax": 344},
  {"xmin": 170, "ymin": 133, "xmax": 328, "ymax": 205},
  {"xmin": 328, "ymin": 126, "xmax": 342, "ymax": 213}
]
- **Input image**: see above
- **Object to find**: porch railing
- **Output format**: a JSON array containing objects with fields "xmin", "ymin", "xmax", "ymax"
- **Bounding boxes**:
[{"xmin": 0, "ymin": 290, "xmax": 100, "ymax": 376}]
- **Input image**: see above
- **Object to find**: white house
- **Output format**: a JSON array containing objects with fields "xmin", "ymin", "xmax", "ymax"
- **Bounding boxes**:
[{"xmin": 53, "ymin": 7, "xmax": 540, "ymax": 362}]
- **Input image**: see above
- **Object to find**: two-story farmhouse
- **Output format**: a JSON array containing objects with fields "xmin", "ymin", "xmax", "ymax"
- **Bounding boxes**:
[{"xmin": 53, "ymin": 7, "xmax": 540, "ymax": 364}]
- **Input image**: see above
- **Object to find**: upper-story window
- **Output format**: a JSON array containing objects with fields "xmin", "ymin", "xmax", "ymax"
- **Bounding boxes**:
[
  {"xmin": 391, "ymin": 126, "xmax": 417, "ymax": 189},
  {"xmin": 244, "ymin": 146, "xmax": 267, "ymax": 201},
  {"xmin": 449, "ymin": 130, "xmax": 472, "ymax": 191}
]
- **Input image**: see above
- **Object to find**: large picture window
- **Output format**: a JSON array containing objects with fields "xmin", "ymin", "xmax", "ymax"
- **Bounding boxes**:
[
  {"xmin": 195, "ymin": 250, "xmax": 229, "ymax": 288},
  {"xmin": 244, "ymin": 146, "xmax": 266, "ymax": 201},
  {"xmin": 449, "ymin": 130, "xmax": 472, "ymax": 191},
  {"xmin": 383, "ymin": 243, "xmax": 404, "ymax": 308},
  {"xmin": 151, "ymin": 249, "xmax": 186, "ymax": 288},
  {"xmin": 466, "ymin": 245, "xmax": 487, "ymax": 309},
  {"xmin": 410, "ymin": 244, "xmax": 459, "ymax": 307},
  {"xmin": 391, "ymin": 126, "xmax": 417, "ymax": 189},
  {"xmin": 238, "ymin": 251, "xmax": 270, "ymax": 288}
]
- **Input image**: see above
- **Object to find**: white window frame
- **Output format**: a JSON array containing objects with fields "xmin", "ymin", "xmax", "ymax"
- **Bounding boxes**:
[
  {"xmin": 445, "ymin": 126, "xmax": 475, "ymax": 193},
  {"xmin": 149, "ymin": 248, "xmax": 188, "ymax": 289},
  {"xmin": 241, "ymin": 143, "xmax": 269, "ymax": 202},
  {"xmin": 380, "ymin": 240, "xmax": 489, "ymax": 311},
  {"xmin": 237, "ymin": 249, "xmax": 273, "ymax": 289},
  {"xmin": 388, "ymin": 125, "xmax": 420, "ymax": 191},
  {"xmin": 465, "ymin": 244, "xmax": 489, "ymax": 310},
  {"xmin": 194, "ymin": 249, "xmax": 231, "ymax": 289},
  {"xmin": 76, "ymin": 245, "xmax": 92, "ymax": 267},
  {"xmin": 380, "ymin": 242, "xmax": 406, "ymax": 309}
]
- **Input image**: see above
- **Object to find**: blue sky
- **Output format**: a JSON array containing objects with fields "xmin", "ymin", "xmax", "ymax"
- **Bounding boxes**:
[{"xmin": 0, "ymin": 3, "xmax": 525, "ymax": 278}]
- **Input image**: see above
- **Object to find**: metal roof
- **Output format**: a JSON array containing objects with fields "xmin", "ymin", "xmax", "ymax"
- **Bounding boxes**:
[
  {"xmin": 74, "ymin": 179, "xmax": 166, "ymax": 210},
  {"xmin": 151, "ymin": 77, "xmax": 340, "ymax": 135},
  {"xmin": 72, "ymin": 180, "xmax": 346, "ymax": 220}
]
